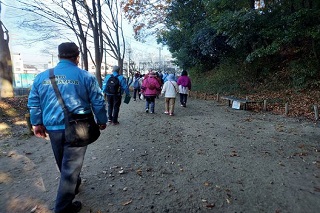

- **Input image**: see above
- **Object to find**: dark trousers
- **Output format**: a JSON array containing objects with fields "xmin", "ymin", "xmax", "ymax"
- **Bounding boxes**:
[
  {"xmin": 133, "ymin": 88, "xmax": 141, "ymax": 100},
  {"xmin": 145, "ymin": 96, "xmax": 156, "ymax": 112},
  {"xmin": 180, "ymin": 93, "xmax": 188, "ymax": 106},
  {"xmin": 107, "ymin": 94, "xmax": 122, "ymax": 123},
  {"xmin": 48, "ymin": 130, "xmax": 87, "ymax": 213}
]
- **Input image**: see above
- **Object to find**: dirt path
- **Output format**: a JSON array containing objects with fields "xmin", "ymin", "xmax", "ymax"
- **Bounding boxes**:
[{"xmin": 0, "ymin": 97, "xmax": 319, "ymax": 213}]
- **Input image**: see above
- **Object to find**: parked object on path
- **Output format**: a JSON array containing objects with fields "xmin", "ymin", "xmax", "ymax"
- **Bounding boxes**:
[{"xmin": 221, "ymin": 95, "xmax": 262, "ymax": 110}]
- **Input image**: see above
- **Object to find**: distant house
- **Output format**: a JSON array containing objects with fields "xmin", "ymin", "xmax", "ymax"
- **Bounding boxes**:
[
  {"xmin": 12, "ymin": 53, "xmax": 39, "ymax": 89},
  {"xmin": 14, "ymin": 64, "xmax": 38, "ymax": 88},
  {"xmin": 87, "ymin": 61, "xmax": 113, "ymax": 79}
]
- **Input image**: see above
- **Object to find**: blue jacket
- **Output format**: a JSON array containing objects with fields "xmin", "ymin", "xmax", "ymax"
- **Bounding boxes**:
[
  {"xmin": 102, "ymin": 71, "xmax": 130, "ymax": 96},
  {"xmin": 28, "ymin": 59, "xmax": 108, "ymax": 130}
]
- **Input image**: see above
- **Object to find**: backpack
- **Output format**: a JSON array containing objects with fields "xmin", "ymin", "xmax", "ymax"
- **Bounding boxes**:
[
  {"xmin": 133, "ymin": 77, "xmax": 140, "ymax": 89},
  {"xmin": 147, "ymin": 79, "xmax": 156, "ymax": 90},
  {"xmin": 106, "ymin": 74, "xmax": 121, "ymax": 94}
]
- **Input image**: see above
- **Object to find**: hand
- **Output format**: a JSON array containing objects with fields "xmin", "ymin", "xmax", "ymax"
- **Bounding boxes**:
[
  {"xmin": 33, "ymin": 125, "xmax": 47, "ymax": 138},
  {"xmin": 99, "ymin": 124, "xmax": 107, "ymax": 130}
]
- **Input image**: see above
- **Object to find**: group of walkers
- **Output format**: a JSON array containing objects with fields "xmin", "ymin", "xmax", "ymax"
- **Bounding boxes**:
[
  {"xmin": 27, "ymin": 41, "xmax": 192, "ymax": 213},
  {"xmin": 100, "ymin": 66, "xmax": 192, "ymax": 124},
  {"xmin": 131, "ymin": 69, "xmax": 192, "ymax": 116}
]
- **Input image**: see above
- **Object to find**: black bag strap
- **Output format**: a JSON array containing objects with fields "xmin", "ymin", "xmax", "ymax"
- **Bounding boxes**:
[
  {"xmin": 169, "ymin": 81, "xmax": 177, "ymax": 92},
  {"xmin": 110, "ymin": 74, "xmax": 119, "ymax": 78},
  {"xmin": 49, "ymin": 68, "xmax": 70, "ymax": 123}
]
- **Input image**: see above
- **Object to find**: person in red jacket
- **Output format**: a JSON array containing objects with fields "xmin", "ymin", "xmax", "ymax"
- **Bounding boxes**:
[
  {"xmin": 141, "ymin": 71, "xmax": 162, "ymax": 113},
  {"xmin": 177, "ymin": 70, "xmax": 192, "ymax": 107}
]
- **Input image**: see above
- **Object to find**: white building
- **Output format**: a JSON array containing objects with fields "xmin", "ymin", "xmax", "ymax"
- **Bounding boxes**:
[{"xmin": 12, "ymin": 53, "xmax": 39, "ymax": 88}]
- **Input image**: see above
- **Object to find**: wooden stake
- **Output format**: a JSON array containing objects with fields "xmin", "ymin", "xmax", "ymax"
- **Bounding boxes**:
[
  {"xmin": 263, "ymin": 100, "xmax": 267, "ymax": 111},
  {"xmin": 314, "ymin": 105, "xmax": 319, "ymax": 121},
  {"xmin": 285, "ymin": 103, "xmax": 289, "ymax": 115}
]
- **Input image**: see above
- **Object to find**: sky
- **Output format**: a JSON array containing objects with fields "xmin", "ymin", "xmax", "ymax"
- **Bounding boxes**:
[{"xmin": 0, "ymin": 0, "xmax": 172, "ymax": 68}]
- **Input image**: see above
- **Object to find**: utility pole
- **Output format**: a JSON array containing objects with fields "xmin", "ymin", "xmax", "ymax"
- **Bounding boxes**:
[
  {"xmin": 126, "ymin": 48, "xmax": 132, "ymax": 78},
  {"xmin": 157, "ymin": 47, "xmax": 162, "ymax": 73},
  {"xmin": 104, "ymin": 48, "xmax": 107, "ymax": 77}
]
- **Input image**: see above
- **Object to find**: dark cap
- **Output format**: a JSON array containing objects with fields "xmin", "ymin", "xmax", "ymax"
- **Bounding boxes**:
[
  {"xmin": 58, "ymin": 42, "xmax": 80, "ymax": 58},
  {"xmin": 112, "ymin": 65, "xmax": 120, "ymax": 72}
]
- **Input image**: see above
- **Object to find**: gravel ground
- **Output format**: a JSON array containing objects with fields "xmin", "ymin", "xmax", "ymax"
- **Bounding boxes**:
[{"xmin": 0, "ymin": 96, "xmax": 319, "ymax": 213}]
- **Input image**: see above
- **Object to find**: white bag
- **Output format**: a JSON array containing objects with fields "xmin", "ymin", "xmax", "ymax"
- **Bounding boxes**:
[{"xmin": 140, "ymin": 93, "xmax": 145, "ymax": 100}]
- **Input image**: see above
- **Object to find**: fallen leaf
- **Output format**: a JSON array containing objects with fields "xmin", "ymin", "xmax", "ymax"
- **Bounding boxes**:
[
  {"xmin": 122, "ymin": 200, "xmax": 132, "ymax": 206},
  {"xmin": 314, "ymin": 187, "xmax": 320, "ymax": 192},
  {"xmin": 226, "ymin": 198, "xmax": 231, "ymax": 204},
  {"xmin": 136, "ymin": 169, "xmax": 142, "ymax": 176},
  {"xmin": 204, "ymin": 182, "xmax": 211, "ymax": 186},
  {"xmin": 206, "ymin": 203, "xmax": 215, "ymax": 208},
  {"xmin": 230, "ymin": 151, "xmax": 238, "ymax": 157},
  {"xmin": 30, "ymin": 206, "xmax": 38, "ymax": 213}
]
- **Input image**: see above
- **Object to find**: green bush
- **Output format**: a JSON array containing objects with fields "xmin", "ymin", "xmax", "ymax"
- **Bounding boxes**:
[
  {"xmin": 190, "ymin": 59, "xmax": 246, "ymax": 94},
  {"xmin": 289, "ymin": 59, "xmax": 319, "ymax": 89}
]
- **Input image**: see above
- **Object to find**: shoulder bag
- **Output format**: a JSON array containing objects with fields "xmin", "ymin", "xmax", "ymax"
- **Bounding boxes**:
[{"xmin": 49, "ymin": 69, "xmax": 100, "ymax": 147}]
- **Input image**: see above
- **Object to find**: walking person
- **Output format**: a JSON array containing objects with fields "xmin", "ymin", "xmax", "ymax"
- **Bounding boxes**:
[
  {"xmin": 155, "ymin": 71, "xmax": 163, "ymax": 99},
  {"xmin": 141, "ymin": 71, "xmax": 162, "ymax": 113},
  {"xmin": 27, "ymin": 42, "xmax": 108, "ymax": 213},
  {"xmin": 102, "ymin": 65, "xmax": 130, "ymax": 125},
  {"xmin": 161, "ymin": 73, "xmax": 179, "ymax": 116},
  {"xmin": 162, "ymin": 72, "xmax": 169, "ymax": 83},
  {"xmin": 177, "ymin": 70, "xmax": 192, "ymax": 107},
  {"xmin": 132, "ymin": 72, "xmax": 141, "ymax": 101}
]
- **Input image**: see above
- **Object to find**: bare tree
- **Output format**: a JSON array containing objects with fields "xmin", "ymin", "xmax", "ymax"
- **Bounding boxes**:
[
  {"xmin": 71, "ymin": 0, "xmax": 104, "ymax": 84},
  {"xmin": 14, "ymin": 0, "xmax": 91, "ymax": 69},
  {"xmin": 13, "ymin": 0, "xmax": 127, "ymax": 86},
  {"xmin": 102, "ymin": 0, "xmax": 126, "ymax": 72},
  {"xmin": 0, "ymin": 1, "xmax": 14, "ymax": 97}
]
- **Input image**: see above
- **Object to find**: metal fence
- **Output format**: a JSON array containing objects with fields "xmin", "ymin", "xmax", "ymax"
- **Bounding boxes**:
[{"xmin": 14, "ymin": 88, "xmax": 30, "ymax": 96}]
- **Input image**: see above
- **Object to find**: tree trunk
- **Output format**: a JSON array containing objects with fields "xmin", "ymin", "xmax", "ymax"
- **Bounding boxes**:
[
  {"xmin": 118, "ymin": 58, "xmax": 124, "ymax": 75},
  {"xmin": 71, "ymin": 0, "xmax": 89, "ymax": 71},
  {"xmin": 0, "ymin": 21, "xmax": 14, "ymax": 98}
]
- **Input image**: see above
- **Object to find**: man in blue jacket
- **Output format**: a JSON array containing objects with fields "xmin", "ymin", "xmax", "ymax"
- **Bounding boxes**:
[
  {"xmin": 28, "ymin": 42, "xmax": 108, "ymax": 213},
  {"xmin": 102, "ymin": 65, "xmax": 130, "ymax": 125}
]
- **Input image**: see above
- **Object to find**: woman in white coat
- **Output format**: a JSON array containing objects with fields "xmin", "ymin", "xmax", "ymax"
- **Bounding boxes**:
[{"xmin": 161, "ymin": 74, "xmax": 179, "ymax": 116}]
